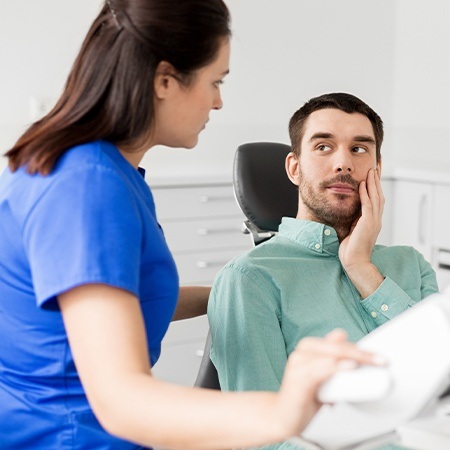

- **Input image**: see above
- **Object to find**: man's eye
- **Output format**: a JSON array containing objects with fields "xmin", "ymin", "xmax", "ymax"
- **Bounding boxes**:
[
  {"xmin": 352, "ymin": 146, "xmax": 367, "ymax": 153},
  {"xmin": 317, "ymin": 145, "xmax": 331, "ymax": 152}
]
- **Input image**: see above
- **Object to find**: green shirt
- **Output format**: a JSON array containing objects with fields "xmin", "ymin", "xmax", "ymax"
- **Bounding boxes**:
[{"xmin": 208, "ymin": 218, "xmax": 438, "ymax": 450}]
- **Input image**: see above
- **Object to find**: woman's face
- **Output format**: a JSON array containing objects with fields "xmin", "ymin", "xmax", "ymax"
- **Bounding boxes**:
[{"xmin": 152, "ymin": 38, "xmax": 230, "ymax": 149}]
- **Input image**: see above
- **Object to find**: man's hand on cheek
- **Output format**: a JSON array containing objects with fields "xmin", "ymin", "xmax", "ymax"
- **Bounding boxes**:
[{"xmin": 338, "ymin": 169, "xmax": 385, "ymax": 298}]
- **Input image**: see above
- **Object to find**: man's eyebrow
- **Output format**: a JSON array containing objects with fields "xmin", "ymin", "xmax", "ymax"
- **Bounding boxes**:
[
  {"xmin": 308, "ymin": 133, "xmax": 376, "ymax": 145},
  {"xmin": 353, "ymin": 135, "xmax": 376, "ymax": 145},
  {"xmin": 309, "ymin": 132, "xmax": 334, "ymax": 142}
]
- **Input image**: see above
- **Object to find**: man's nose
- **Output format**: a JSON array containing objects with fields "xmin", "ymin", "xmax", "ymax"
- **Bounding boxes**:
[
  {"xmin": 336, "ymin": 165, "xmax": 352, "ymax": 173},
  {"xmin": 333, "ymin": 151, "xmax": 354, "ymax": 173}
]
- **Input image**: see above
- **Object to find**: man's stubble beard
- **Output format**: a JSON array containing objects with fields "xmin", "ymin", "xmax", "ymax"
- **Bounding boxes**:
[{"xmin": 298, "ymin": 171, "xmax": 361, "ymax": 232}]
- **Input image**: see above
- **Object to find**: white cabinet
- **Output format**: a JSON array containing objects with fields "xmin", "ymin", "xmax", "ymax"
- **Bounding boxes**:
[
  {"xmin": 391, "ymin": 180, "xmax": 434, "ymax": 260},
  {"xmin": 433, "ymin": 185, "xmax": 450, "ymax": 250},
  {"xmin": 433, "ymin": 185, "xmax": 450, "ymax": 291},
  {"xmin": 377, "ymin": 177, "xmax": 394, "ymax": 246},
  {"xmin": 149, "ymin": 180, "xmax": 251, "ymax": 385},
  {"xmin": 390, "ymin": 172, "xmax": 450, "ymax": 291}
]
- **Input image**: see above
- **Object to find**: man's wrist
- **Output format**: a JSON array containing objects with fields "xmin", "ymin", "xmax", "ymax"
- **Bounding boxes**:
[{"xmin": 344, "ymin": 262, "xmax": 384, "ymax": 299}]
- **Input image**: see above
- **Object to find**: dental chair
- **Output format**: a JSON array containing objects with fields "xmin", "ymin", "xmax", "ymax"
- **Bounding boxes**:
[
  {"xmin": 233, "ymin": 141, "xmax": 298, "ymax": 245},
  {"xmin": 194, "ymin": 141, "xmax": 297, "ymax": 389}
]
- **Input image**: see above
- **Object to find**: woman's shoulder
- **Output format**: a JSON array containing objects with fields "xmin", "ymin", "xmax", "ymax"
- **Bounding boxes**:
[
  {"xmin": 4, "ymin": 141, "xmax": 137, "ymax": 222},
  {"xmin": 55, "ymin": 140, "xmax": 119, "ymax": 173}
]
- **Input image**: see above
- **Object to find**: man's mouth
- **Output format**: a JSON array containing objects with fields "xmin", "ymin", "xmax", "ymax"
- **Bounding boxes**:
[
  {"xmin": 326, "ymin": 183, "xmax": 356, "ymax": 194},
  {"xmin": 322, "ymin": 174, "xmax": 359, "ymax": 194}
]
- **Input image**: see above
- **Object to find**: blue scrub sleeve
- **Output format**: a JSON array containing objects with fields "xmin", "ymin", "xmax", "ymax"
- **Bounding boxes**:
[{"xmin": 22, "ymin": 165, "xmax": 143, "ymax": 310}]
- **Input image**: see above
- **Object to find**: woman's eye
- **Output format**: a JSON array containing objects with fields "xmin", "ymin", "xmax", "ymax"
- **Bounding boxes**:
[{"xmin": 214, "ymin": 80, "xmax": 224, "ymax": 87}]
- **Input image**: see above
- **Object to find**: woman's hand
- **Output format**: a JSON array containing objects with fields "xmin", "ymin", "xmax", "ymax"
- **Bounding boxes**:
[{"xmin": 273, "ymin": 329, "xmax": 384, "ymax": 437}]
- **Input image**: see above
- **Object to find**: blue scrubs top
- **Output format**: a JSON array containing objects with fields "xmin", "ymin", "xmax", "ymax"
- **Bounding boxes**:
[{"xmin": 0, "ymin": 141, "xmax": 179, "ymax": 449}]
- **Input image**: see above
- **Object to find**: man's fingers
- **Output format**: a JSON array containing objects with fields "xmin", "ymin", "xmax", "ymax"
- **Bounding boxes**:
[
  {"xmin": 374, "ymin": 169, "xmax": 385, "ymax": 213},
  {"xmin": 366, "ymin": 169, "xmax": 380, "ymax": 210}
]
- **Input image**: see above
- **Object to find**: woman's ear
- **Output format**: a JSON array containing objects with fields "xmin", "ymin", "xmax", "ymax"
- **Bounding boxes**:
[
  {"xmin": 154, "ymin": 61, "xmax": 178, "ymax": 100},
  {"xmin": 285, "ymin": 152, "xmax": 301, "ymax": 186}
]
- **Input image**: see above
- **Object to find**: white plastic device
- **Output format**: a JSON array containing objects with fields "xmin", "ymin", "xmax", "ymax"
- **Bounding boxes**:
[
  {"xmin": 317, "ymin": 365, "xmax": 392, "ymax": 404},
  {"xmin": 293, "ymin": 292, "xmax": 450, "ymax": 449}
]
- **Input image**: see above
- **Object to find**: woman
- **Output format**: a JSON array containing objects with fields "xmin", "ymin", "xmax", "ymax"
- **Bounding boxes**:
[{"xmin": 0, "ymin": 1, "xmax": 380, "ymax": 448}]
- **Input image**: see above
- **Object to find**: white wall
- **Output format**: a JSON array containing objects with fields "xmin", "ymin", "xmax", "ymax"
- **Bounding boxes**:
[
  {"xmin": 142, "ymin": 0, "xmax": 397, "ymax": 178},
  {"xmin": 0, "ymin": 0, "xmax": 103, "ymax": 172},
  {"xmin": 390, "ymin": 0, "xmax": 450, "ymax": 171},
  {"xmin": 1, "ymin": 1, "xmax": 448, "ymax": 177}
]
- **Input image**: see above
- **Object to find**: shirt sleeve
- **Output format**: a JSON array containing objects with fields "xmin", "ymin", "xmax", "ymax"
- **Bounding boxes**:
[
  {"xmin": 22, "ymin": 165, "xmax": 143, "ymax": 310},
  {"xmin": 208, "ymin": 262, "xmax": 302, "ymax": 450},
  {"xmin": 360, "ymin": 248, "xmax": 439, "ymax": 326}
]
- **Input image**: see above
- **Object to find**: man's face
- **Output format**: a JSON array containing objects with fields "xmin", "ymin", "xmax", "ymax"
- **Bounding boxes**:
[{"xmin": 287, "ymin": 108, "xmax": 380, "ymax": 228}]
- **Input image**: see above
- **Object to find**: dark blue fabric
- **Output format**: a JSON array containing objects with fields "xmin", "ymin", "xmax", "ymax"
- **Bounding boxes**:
[{"xmin": 0, "ymin": 141, "xmax": 178, "ymax": 448}]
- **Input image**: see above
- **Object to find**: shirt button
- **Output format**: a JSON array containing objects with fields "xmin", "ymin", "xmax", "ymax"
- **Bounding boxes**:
[
  {"xmin": 315, "ymin": 243, "xmax": 321, "ymax": 249},
  {"xmin": 324, "ymin": 229, "xmax": 331, "ymax": 236},
  {"xmin": 381, "ymin": 304, "xmax": 389, "ymax": 312},
  {"xmin": 371, "ymin": 311, "xmax": 378, "ymax": 318}
]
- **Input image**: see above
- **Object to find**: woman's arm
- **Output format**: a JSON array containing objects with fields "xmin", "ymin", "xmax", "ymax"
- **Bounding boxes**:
[
  {"xmin": 58, "ymin": 284, "xmax": 380, "ymax": 450},
  {"xmin": 171, "ymin": 286, "xmax": 211, "ymax": 321}
]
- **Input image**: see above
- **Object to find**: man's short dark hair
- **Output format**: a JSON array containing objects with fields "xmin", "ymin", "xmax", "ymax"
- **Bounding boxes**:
[{"xmin": 288, "ymin": 92, "xmax": 383, "ymax": 162}]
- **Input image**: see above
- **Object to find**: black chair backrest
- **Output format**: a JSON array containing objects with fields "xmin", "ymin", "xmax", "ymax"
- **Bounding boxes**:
[
  {"xmin": 194, "ymin": 142, "xmax": 298, "ymax": 390},
  {"xmin": 233, "ymin": 142, "xmax": 298, "ymax": 233},
  {"xmin": 193, "ymin": 330, "xmax": 220, "ymax": 389}
]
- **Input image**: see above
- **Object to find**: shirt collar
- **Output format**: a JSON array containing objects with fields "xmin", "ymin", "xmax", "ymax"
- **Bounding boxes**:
[{"xmin": 278, "ymin": 217, "xmax": 340, "ymax": 255}]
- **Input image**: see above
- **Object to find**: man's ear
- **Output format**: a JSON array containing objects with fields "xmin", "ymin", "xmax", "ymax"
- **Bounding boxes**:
[
  {"xmin": 285, "ymin": 152, "xmax": 301, "ymax": 186},
  {"xmin": 154, "ymin": 61, "xmax": 178, "ymax": 100}
]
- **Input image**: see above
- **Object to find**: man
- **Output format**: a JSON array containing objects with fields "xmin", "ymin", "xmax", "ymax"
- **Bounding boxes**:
[{"xmin": 207, "ymin": 93, "xmax": 438, "ymax": 449}]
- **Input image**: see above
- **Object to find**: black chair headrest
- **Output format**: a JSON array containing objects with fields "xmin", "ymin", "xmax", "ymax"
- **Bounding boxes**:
[{"xmin": 233, "ymin": 142, "xmax": 298, "ymax": 232}]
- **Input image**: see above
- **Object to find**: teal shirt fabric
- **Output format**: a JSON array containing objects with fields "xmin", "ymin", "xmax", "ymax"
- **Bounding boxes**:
[{"xmin": 208, "ymin": 218, "xmax": 438, "ymax": 450}]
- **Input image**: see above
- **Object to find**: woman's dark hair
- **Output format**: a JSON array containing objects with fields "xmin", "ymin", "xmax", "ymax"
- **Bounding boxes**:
[
  {"xmin": 288, "ymin": 92, "xmax": 384, "ymax": 163},
  {"xmin": 6, "ymin": 0, "xmax": 231, "ymax": 174}
]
